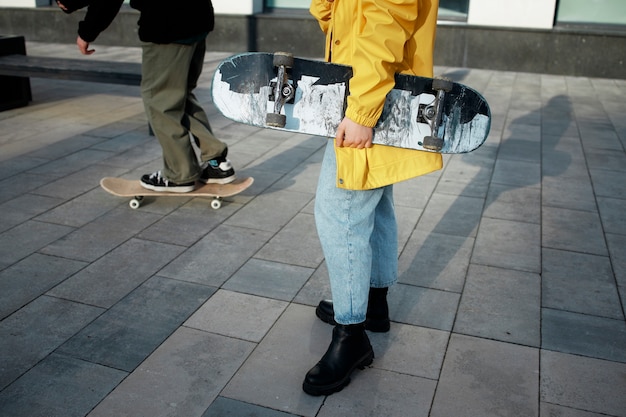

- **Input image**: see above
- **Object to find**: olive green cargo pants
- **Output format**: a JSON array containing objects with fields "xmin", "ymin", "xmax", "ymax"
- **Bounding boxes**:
[{"xmin": 141, "ymin": 39, "xmax": 226, "ymax": 183}]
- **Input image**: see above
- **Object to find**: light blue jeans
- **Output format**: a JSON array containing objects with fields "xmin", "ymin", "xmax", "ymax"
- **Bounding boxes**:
[{"xmin": 315, "ymin": 140, "xmax": 398, "ymax": 325}]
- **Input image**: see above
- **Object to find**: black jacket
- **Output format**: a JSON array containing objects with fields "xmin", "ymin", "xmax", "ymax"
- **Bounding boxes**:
[{"xmin": 63, "ymin": 0, "xmax": 215, "ymax": 44}]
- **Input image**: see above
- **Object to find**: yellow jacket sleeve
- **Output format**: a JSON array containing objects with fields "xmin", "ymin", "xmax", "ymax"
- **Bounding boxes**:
[
  {"xmin": 310, "ymin": 0, "xmax": 443, "ymax": 190},
  {"xmin": 347, "ymin": 0, "xmax": 422, "ymax": 127},
  {"xmin": 309, "ymin": 0, "xmax": 332, "ymax": 35}
]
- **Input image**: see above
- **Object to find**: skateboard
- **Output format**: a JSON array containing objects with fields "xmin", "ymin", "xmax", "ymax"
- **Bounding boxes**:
[
  {"xmin": 212, "ymin": 52, "xmax": 491, "ymax": 154},
  {"xmin": 100, "ymin": 177, "xmax": 254, "ymax": 210}
]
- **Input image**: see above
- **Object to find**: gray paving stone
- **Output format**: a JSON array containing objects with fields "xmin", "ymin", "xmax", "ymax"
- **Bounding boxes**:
[
  {"xmin": 0, "ymin": 155, "xmax": 49, "ymax": 182},
  {"xmin": 439, "ymin": 151, "xmax": 495, "ymax": 190},
  {"xmin": 416, "ymin": 193, "xmax": 484, "ymax": 238},
  {"xmin": 89, "ymin": 129, "xmax": 152, "ymax": 153},
  {"xmin": 389, "ymin": 283, "xmax": 460, "ymax": 331},
  {"xmin": 597, "ymin": 196, "xmax": 626, "ymax": 236},
  {"xmin": 541, "ymin": 350, "xmax": 626, "ymax": 417},
  {"xmin": 0, "ymin": 353, "xmax": 127, "ymax": 417},
  {"xmin": 27, "ymin": 148, "xmax": 116, "ymax": 178},
  {"xmin": 542, "ymin": 308, "xmax": 626, "ymax": 362},
  {"xmin": 504, "ymin": 120, "xmax": 541, "ymax": 142},
  {"xmin": 540, "ymin": 403, "xmax": 614, "ymax": 417},
  {"xmin": 296, "ymin": 191, "xmax": 317, "ymax": 216},
  {"xmin": 86, "ymin": 327, "xmax": 255, "ymax": 417},
  {"xmin": 247, "ymin": 135, "xmax": 323, "ymax": 176},
  {"xmin": 0, "ymin": 296, "xmax": 104, "ymax": 390},
  {"xmin": 393, "ymin": 173, "xmax": 438, "ymax": 209},
  {"xmin": 203, "ymin": 397, "xmax": 299, "ymax": 417},
  {"xmin": 34, "ymin": 164, "xmax": 126, "ymax": 201},
  {"xmin": 26, "ymin": 134, "xmax": 109, "ymax": 162},
  {"xmin": 317, "ymin": 367, "xmax": 436, "ymax": 417},
  {"xmin": 47, "ymin": 238, "xmax": 185, "ymax": 308},
  {"xmin": 225, "ymin": 188, "xmax": 314, "ymax": 233},
  {"xmin": 472, "ymin": 217, "xmax": 541, "ymax": 273},
  {"xmin": 542, "ymin": 120, "xmax": 579, "ymax": 139},
  {"xmin": 498, "ymin": 137, "xmax": 541, "ymax": 163},
  {"xmin": 434, "ymin": 174, "xmax": 490, "ymax": 199},
  {"xmin": 185, "ymin": 289, "xmax": 288, "ymax": 342},
  {"xmin": 0, "ymin": 220, "xmax": 74, "ymax": 270},
  {"xmin": 484, "ymin": 183, "xmax": 541, "ymax": 223},
  {"xmin": 542, "ymin": 175, "xmax": 597, "ymax": 212},
  {"xmin": 584, "ymin": 147, "xmax": 626, "ymax": 172},
  {"xmin": 254, "ymin": 213, "xmax": 323, "ymax": 268},
  {"xmin": 394, "ymin": 204, "xmax": 421, "ymax": 252},
  {"xmin": 0, "ymin": 193, "xmax": 64, "ymax": 233},
  {"xmin": 223, "ymin": 258, "xmax": 314, "ymax": 301},
  {"xmin": 589, "ymin": 168, "xmax": 626, "ymax": 199},
  {"xmin": 293, "ymin": 262, "xmax": 332, "ymax": 306},
  {"xmin": 542, "ymin": 207, "xmax": 608, "ymax": 256},
  {"xmin": 136, "ymin": 199, "xmax": 237, "ymax": 247},
  {"xmin": 271, "ymin": 145, "xmax": 324, "ymax": 194},
  {"xmin": 270, "ymin": 161, "xmax": 321, "ymax": 195},
  {"xmin": 430, "ymin": 334, "xmax": 539, "ymax": 417},
  {"xmin": 542, "ymin": 147, "xmax": 589, "ymax": 181},
  {"xmin": 542, "ymin": 248, "xmax": 622, "ymax": 319},
  {"xmin": 57, "ymin": 276, "xmax": 215, "ymax": 372},
  {"xmin": 540, "ymin": 131, "xmax": 580, "ymax": 155},
  {"xmin": 398, "ymin": 230, "xmax": 473, "ymax": 293},
  {"xmin": 368, "ymin": 323, "xmax": 448, "ymax": 380},
  {"xmin": 455, "ymin": 264, "xmax": 541, "ymax": 346},
  {"xmin": 606, "ymin": 233, "xmax": 626, "ymax": 291},
  {"xmin": 491, "ymin": 158, "xmax": 541, "ymax": 188},
  {"xmin": 0, "ymin": 253, "xmax": 87, "ymax": 320},
  {"xmin": 98, "ymin": 138, "xmax": 163, "ymax": 169},
  {"xmin": 221, "ymin": 304, "xmax": 326, "ymax": 417},
  {"xmin": 579, "ymin": 122, "xmax": 622, "ymax": 150},
  {"xmin": 1, "ymin": 122, "xmax": 106, "ymax": 161},
  {"xmin": 158, "ymin": 224, "xmax": 273, "ymax": 287},
  {"xmin": 40, "ymin": 206, "xmax": 162, "ymax": 262},
  {"xmin": 34, "ymin": 187, "xmax": 123, "ymax": 228}
]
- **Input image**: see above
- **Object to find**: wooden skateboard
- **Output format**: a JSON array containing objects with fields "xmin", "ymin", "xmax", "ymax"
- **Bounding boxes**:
[
  {"xmin": 212, "ymin": 52, "xmax": 491, "ymax": 154},
  {"xmin": 100, "ymin": 177, "xmax": 254, "ymax": 210}
]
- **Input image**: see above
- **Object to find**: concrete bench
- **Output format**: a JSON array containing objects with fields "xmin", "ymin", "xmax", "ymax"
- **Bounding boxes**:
[
  {"xmin": 0, "ymin": 35, "xmax": 141, "ymax": 111},
  {"xmin": 0, "ymin": 54, "xmax": 141, "ymax": 85}
]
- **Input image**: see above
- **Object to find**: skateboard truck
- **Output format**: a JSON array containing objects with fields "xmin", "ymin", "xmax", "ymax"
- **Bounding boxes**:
[
  {"xmin": 266, "ymin": 52, "xmax": 295, "ymax": 128},
  {"xmin": 421, "ymin": 78, "xmax": 453, "ymax": 151}
]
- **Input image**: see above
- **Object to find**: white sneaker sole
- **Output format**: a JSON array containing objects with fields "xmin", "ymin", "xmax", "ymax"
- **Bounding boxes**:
[{"xmin": 140, "ymin": 182, "xmax": 195, "ymax": 193}]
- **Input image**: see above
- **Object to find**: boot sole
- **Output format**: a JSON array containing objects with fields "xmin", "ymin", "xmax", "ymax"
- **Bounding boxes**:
[
  {"xmin": 315, "ymin": 305, "xmax": 390, "ymax": 333},
  {"xmin": 302, "ymin": 350, "xmax": 374, "ymax": 396}
]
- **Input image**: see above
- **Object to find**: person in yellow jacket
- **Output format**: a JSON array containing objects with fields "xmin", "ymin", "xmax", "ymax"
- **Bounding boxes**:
[{"xmin": 303, "ymin": 0, "xmax": 442, "ymax": 396}]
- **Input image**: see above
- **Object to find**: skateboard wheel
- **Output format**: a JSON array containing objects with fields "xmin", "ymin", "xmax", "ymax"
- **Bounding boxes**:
[
  {"xmin": 129, "ymin": 198, "xmax": 141, "ymax": 209},
  {"xmin": 266, "ymin": 112, "xmax": 287, "ymax": 128},
  {"xmin": 210, "ymin": 198, "xmax": 222, "ymax": 210},
  {"xmin": 422, "ymin": 136, "xmax": 444, "ymax": 151},
  {"xmin": 432, "ymin": 78, "xmax": 453, "ymax": 92},
  {"xmin": 273, "ymin": 52, "xmax": 294, "ymax": 68}
]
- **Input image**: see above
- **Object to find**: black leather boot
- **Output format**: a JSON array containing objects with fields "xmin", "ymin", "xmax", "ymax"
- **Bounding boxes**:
[
  {"xmin": 315, "ymin": 287, "xmax": 390, "ymax": 332},
  {"xmin": 302, "ymin": 323, "xmax": 374, "ymax": 396}
]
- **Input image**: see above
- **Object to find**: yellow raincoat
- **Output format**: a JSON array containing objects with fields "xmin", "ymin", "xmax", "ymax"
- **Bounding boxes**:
[{"xmin": 310, "ymin": 0, "xmax": 443, "ymax": 190}]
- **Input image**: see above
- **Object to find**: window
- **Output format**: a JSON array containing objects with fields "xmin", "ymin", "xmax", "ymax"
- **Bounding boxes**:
[
  {"xmin": 439, "ymin": 0, "xmax": 469, "ymax": 21},
  {"xmin": 556, "ymin": 0, "xmax": 626, "ymax": 25},
  {"xmin": 264, "ymin": 0, "xmax": 470, "ymax": 21},
  {"xmin": 266, "ymin": 0, "xmax": 309, "ymax": 8}
]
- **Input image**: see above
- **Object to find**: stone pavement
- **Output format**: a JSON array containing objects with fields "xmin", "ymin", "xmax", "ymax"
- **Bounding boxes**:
[{"xmin": 0, "ymin": 42, "xmax": 625, "ymax": 417}]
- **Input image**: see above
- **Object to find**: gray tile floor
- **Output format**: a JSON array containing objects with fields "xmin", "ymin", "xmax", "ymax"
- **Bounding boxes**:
[{"xmin": 1, "ymin": 42, "xmax": 625, "ymax": 417}]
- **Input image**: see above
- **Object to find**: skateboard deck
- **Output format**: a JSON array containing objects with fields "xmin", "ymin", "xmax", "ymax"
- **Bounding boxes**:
[
  {"xmin": 100, "ymin": 177, "xmax": 254, "ymax": 210},
  {"xmin": 212, "ymin": 52, "xmax": 491, "ymax": 154}
]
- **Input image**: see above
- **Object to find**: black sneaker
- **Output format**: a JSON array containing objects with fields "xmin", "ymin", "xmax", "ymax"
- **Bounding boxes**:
[
  {"xmin": 140, "ymin": 171, "xmax": 195, "ymax": 193},
  {"xmin": 200, "ymin": 150, "xmax": 236, "ymax": 184}
]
